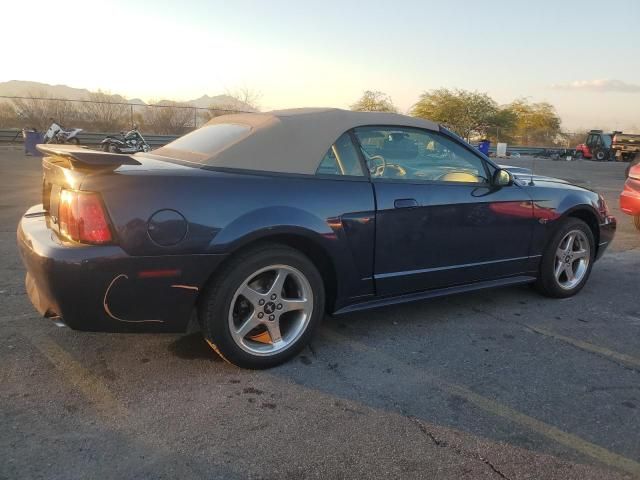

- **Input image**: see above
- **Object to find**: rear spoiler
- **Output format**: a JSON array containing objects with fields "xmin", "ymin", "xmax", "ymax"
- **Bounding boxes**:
[{"xmin": 36, "ymin": 144, "xmax": 141, "ymax": 166}]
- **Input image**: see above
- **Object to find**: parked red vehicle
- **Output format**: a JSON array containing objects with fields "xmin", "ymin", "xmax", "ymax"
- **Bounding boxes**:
[
  {"xmin": 576, "ymin": 130, "xmax": 640, "ymax": 169},
  {"xmin": 575, "ymin": 130, "xmax": 614, "ymax": 161},
  {"xmin": 620, "ymin": 162, "xmax": 640, "ymax": 230}
]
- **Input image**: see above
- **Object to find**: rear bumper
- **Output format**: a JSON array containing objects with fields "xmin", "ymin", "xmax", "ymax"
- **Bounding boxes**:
[
  {"xmin": 620, "ymin": 179, "xmax": 640, "ymax": 216},
  {"xmin": 17, "ymin": 207, "xmax": 226, "ymax": 332}
]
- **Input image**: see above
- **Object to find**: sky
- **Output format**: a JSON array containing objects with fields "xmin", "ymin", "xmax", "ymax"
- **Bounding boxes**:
[{"xmin": 2, "ymin": 0, "xmax": 639, "ymax": 131}]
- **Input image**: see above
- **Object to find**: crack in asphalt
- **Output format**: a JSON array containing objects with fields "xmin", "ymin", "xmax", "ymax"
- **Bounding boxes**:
[
  {"xmin": 309, "ymin": 336, "xmax": 512, "ymax": 480},
  {"xmin": 408, "ymin": 415, "xmax": 511, "ymax": 480}
]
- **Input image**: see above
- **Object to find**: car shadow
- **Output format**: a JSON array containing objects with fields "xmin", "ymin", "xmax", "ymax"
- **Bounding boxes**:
[{"xmin": 167, "ymin": 332, "xmax": 222, "ymax": 362}]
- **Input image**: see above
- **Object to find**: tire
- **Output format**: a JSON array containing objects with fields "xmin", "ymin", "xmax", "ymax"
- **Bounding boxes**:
[
  {"xmin": 634, "ymin": 215, "xmax": 640, "ymax": 231},
  {"xmin": 594, "ymin": 149, "xmax": 607, "ymax": 161},
  {"xmin": 199, "ymin": 244, "xmax": 325, "ymax": 369},
  {"xmin": 68, "ymin": 137, "xmax": 80, "ymax": 145},
  {"xmin": 108, "ymin": 144, "xmax": 119, "ymax": 153},
  {"xmin": 101, "ymin": 143, "xmax": 110, "ymax": 152},
  {"xmin": 534, "ymin": 218, "xmax": 595, "ymax": 298}
]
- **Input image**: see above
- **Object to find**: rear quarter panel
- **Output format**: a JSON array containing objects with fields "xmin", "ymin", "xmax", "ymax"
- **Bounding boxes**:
[{"xmin": 80, "ymin": 166, "xmax": 377, "ymax": 309}]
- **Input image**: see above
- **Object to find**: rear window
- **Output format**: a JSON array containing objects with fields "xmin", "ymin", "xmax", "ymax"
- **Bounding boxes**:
[{"xmin": 159, "ymin": 123, "xmax": 251, "ymax": 159}]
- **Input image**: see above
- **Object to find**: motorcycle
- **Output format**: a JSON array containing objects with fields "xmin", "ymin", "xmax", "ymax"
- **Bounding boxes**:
[
  {"xmin": 100, "ymin": 126, "xmax": 151, "ymax": 153},
  {"xmin": 43, "ymin": 121, "xmax": 83, "ymax": 144}
]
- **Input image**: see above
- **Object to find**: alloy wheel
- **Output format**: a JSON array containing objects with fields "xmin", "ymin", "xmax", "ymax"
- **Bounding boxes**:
[
  {"xmin": 554, "ymin": 230, "xmax": 590, "ymax": 290},
  {"xmin": 228, "ymin": 264, "xmax": 313, "ymax": 356}
]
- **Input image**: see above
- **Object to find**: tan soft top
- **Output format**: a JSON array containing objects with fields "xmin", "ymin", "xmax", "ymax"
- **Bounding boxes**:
[{"xmin": 154, "ymin": 108, "xmax": 439, "ymax": 175}]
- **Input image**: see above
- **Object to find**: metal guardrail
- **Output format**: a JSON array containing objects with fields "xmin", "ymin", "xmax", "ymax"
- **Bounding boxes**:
[
  {"xmin": 486, "ymin": 146, "xmax": 571, "ymax": 156},
  {"xmin": 0, "ymin": 129, "xmax": 178, "ymax": 147}
]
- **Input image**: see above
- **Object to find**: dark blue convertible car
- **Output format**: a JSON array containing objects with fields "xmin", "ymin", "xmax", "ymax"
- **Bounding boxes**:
[{"xmin": 18, "ymin": 109, "xmax": 616, "ymax": 368}]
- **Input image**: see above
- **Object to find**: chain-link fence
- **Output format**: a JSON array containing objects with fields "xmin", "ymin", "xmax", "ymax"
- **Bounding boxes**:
[
  {"xmin": 0, "ymin": 95, "xmax": 254, "ymax": 136},
  {"xmin": 0, "ymin": 95, "xmax": 587, "ymax": 148}
]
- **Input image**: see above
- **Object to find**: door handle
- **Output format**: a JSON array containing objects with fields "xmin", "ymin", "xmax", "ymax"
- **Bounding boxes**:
[{"xmin": 394, "ymin": 198, "xmax": 419, "ymax": 209}]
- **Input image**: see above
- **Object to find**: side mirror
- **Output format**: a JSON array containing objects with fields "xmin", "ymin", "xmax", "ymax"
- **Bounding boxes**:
[{"xmin": 492, "ymin": 168, "xmax": 513, "ymax": 187}]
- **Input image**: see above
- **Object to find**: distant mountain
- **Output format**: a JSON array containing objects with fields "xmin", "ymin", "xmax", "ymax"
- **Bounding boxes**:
[
  {"xmin": 0, "ymin": 80, "xmax": 92, "ymax": 101},
  {"xmin": 187, "ymin": 94, "xmax": 255, "ymax": 111},
  {"xmin": 0, "ymin": 80, "xmax": 255, "ymax": 111}
]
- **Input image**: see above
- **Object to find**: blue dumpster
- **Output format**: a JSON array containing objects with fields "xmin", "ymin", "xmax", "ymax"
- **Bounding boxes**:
[
  {"xmin": 23, "ymin": 130, "xmax": 44, "ymax": 156},
  {"xmin": 477, "ymin": 139, "xmax": 490, "ymax": 155}
]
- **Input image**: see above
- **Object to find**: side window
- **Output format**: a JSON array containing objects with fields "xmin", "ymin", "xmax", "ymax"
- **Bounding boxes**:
[
  {"xmin": 315, "ymin": 133, "xmax": 364, "ymax": 177},
  {"xmin": 353, "ymin": 127, "xmax": 488, "ymax": 183}
]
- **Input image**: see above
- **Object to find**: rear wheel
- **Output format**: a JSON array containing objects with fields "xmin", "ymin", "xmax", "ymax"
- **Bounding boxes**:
[
  {"xmin": 68, "ymin": 137, "xmax": 80, "ymax": 145},
  {"xmin": 199, "ymin": 244, "xmax": 325, "ymax": 369},
  {"xmin": 534, "ymin": 218, "xmax": 595, "ymax": 298}
]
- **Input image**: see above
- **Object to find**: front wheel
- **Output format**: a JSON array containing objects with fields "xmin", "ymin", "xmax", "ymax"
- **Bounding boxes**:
[
  {"xmin": 199, "ymin": 244, "xmax": 325, "ymax": 369},
  {"xmin": 534, "ymin": 218, "xmax": 595, "ymax": 298},
  {"xmin": 67, "ymin": 137, "xmax": 80, "ymax": 145},
  {"xmin": 594, "ymin": 149, "xmax": 607, "ymax": 161}
]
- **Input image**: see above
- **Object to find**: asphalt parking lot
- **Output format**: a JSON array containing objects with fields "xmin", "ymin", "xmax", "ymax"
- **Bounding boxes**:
[{"xmin": 1, "ymin": 147, "xmax": 639, "ymax": 479}]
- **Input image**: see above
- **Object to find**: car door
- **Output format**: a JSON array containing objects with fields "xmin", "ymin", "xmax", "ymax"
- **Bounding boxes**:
[{"xmin": 353, "ymin": 126, "xmax": 535, "ymax": 297}]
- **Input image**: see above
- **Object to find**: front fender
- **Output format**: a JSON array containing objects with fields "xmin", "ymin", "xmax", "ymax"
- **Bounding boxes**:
[
  {"xmin": 531, "ymin": 187, "xmax": 608, "ymax": 260},
  {"xmin": 556, "ymin": 192, "xmax": 600, "ymax": 219}
]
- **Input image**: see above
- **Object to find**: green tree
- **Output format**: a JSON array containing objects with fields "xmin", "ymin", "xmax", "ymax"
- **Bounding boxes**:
[
  {"xmin": 411, "ymin": 88, "xmax": 499, "ymax": 141},
  {"xmin": 486, "ymin": 108, "xmax": 518, "ymax": 144},
  {"xmin": 501, "ymin": 98, "xmax": 562, "ymax": 146},
  {"xmin": 350, "ymin": 90, "xmax": 397, "ymax": 113}
]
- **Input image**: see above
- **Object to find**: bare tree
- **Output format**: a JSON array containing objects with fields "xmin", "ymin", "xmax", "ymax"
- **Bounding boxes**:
[
  {"xmin": 143, "ymin": 101, "xmax": 195, "ymax": 135},
  {"xmin": 226, "ymin": 87, "xmax": 261, "ymax": 112},
  {"xmin": 81, "ymin": 90, "xmax": 130, "ymax": 132},
  {"xmin": 12, "ymin": 90, "xmax": 80, "ymax": 130},
  {"xmin": 0, "ymin": 101, "xmax": 20, "ymax": 129}
]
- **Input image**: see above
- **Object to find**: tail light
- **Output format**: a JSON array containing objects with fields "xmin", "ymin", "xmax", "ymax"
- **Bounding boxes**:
[{"xmin": 58, "ymin": 189, "xmax": 113, "ymax": 244}]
